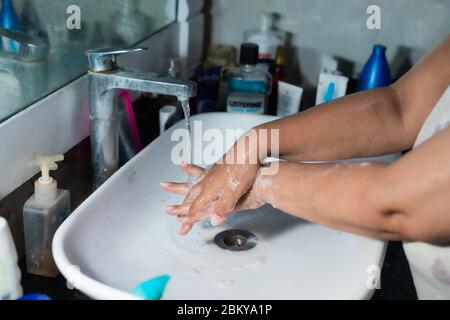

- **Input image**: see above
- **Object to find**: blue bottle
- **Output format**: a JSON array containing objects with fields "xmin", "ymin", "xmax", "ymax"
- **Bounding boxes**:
[
  {"xmin": 0, "ymin": 0, "xmax": 22, "ymax": 52},
  {"xmin": 357, "ymin": 45, "xmax": 392, "ymax": 91}
]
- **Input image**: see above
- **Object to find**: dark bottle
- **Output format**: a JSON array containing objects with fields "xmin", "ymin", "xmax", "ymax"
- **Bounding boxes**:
[{"xmin": 268, "ymin": 45, "xmax": 286, "ymax": 115}]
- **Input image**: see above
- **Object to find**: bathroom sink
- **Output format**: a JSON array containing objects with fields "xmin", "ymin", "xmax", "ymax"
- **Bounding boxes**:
[{"xmin": 53, "ymin": 113, "xmax": 397, "ymax": 300}]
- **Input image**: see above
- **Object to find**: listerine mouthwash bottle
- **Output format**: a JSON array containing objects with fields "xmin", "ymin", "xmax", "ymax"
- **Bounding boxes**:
[{"xmin": 226, "ymin": 43, "xmax": 271, "ymax": 114}]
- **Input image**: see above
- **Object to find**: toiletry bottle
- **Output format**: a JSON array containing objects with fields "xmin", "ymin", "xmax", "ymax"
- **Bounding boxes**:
[
  {"xmin": 0, "ymin": 216, "xmax": 23, "ymax": 300},
  {"xmin": 226, "ymin": 43, "xmax": 272, "ymax": 114},
  {"xmin": 192, "ymin": 65, "xmax": 222, "ymax": 114},
  {"xmin": 23, "ymin": 155, "xmax": 71, "ymax": 278},
  {"xmin": 269, "ymin": 45, "xmax": 287, "ymax": 115},
  {"xmin": 0, "ymin": 0, "xmax": 22, "ymax": 52},
  {"xmin": 315, "ymin": 73, "xmax": 349, "ymax": 105},
  {"xmin": 277, "ymin": 81, "xmax": 303, "ymax": 117},
  {"xmin": 357, "ymin": 44, "xmax": 392, "ymax": 91},
  {"xmin": 244, "ymin": 13, "xmax": 286, "ymax": 64},
  {"xmin": 206, "ymin": 45, "xmax": 237, "ymax": 112}
]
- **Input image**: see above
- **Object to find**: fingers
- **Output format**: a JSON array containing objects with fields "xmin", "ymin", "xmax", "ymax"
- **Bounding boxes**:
[
  {"xmin": 180, "ymin": 162, "xmax": 205, "ymax": 179},
  {"xmin": 160, "ymin": 163, "xmax": 205, "ymax": 195},
  {"xmin": 160, "ymin": 182, "xmax": 191, "ymax": 196},
  {"xmin": 164, "ymin": 204, "xmax": 190, "ymax": 216},
  {"xmin": 184, "ymin": 196, "xmax": 230, "ymax": 226},
  {"xmin": 179, "ymin": 223, "xmax": 193, "ymax": 235}
]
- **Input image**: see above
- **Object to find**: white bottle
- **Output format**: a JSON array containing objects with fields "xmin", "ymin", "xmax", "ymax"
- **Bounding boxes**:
[
  {"xmin": 23, "ymin": 154, "xmax": 71, "ymax": 278},
  {"xmin": 244, "ymin": 13, "xmax": 287, "ymax": 62},
  {"xmin": 0, "ymin": 217, "xmax": 23, "ymax": 300}
]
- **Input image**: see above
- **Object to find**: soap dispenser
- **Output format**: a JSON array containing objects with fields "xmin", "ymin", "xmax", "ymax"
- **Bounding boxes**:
[
  {"xmin": 244, "ymin": 13, "xmax": 287, "ymax": 64},
  {"xmin": 23, "ymin": 154, "xmax": 71, "ymax": 278}
]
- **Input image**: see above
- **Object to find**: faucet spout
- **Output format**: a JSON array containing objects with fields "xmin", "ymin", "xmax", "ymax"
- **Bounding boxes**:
[
  {"xmin": 100, "ymin": 68, "xmax": 197, "ymax": 99},
  {"xmin": 87, "ymin": 48, "xmax": 197, "ymax": 189}
]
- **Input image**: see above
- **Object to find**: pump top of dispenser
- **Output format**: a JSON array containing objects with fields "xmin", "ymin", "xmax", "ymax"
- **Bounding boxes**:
[
  {"xmin": 260, "ymin": 13, "xmax": 274, "ymax": 31},
  {"xmin": 28, "ymin": 154, "xmax": 64, "ymax": 201}
]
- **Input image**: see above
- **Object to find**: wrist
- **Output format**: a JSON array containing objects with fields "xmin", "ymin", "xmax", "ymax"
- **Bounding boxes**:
[
  {"xmin": 222, "ymin": 127, "xmax": 265, "ymax": 166},
  {"xmin": 253, "ymin": 164, "xmax": 274, "ymax": 205}
]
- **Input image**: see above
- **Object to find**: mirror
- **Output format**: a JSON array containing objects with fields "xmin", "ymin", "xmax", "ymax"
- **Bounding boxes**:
[{"xmin": 0, "ymin": 0, "xmax": 177, "ymax": 122}]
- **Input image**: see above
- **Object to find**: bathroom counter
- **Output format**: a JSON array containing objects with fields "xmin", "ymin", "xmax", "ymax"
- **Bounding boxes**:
[{"xmin": 20, "ymin": 241, "xmax": 417, "ymax": 300}]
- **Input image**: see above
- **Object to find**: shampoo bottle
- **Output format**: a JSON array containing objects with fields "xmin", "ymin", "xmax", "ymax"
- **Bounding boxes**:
[
  {"xmin": 244, "ymin": 13, "xmax": 286, "ymax": 64},
  {"xmin": 0, "ymin": 217, "xmax": 22, "ymax": 300},
  {"xmin": 23, "ymin": 155, "xmax": 71, "ymax": 278},
  {"xmin": 357, "ymin": 44, "xmax": 392, "ymax": 91}
]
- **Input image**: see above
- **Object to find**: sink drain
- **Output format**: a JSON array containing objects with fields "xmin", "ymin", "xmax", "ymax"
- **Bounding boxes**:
[{"xmin": 214, "ymin": 230, "xmax": 257, "ymax": 252}]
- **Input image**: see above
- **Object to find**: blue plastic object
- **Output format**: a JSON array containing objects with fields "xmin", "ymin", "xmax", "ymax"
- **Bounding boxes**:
[
  {"xmin": 357, "ymin": 45, "xmax": 392, "ymax": 91},
  {"xmin": 17, "ymin": 294, "xmax": 52, "ymax": 300},
  {"xmin": 132, "ymin": 275, "xmax": 170, "ymax": 300},
  {"xmin": 323, "ymin": 82, "xmax": 336, "ymax": 103},
  {"xmin": 0, "ymin": 0, "xmax": 22, "ymax": 52}
]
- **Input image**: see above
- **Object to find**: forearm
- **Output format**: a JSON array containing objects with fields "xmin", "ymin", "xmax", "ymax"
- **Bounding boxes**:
[
  {"xmin": 256, "ymin": 35, "xmax": 450, "ymax": 162},
  {"xmin": 254, "ymin": 161, "xmax": 404, "ymax": 241},
  {"xmin": 255, "ymin": 86, "xmax": 409, "ymax": 162}
]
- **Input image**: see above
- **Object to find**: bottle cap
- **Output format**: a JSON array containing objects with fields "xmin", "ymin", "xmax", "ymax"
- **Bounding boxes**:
[
  {"xmin": 373, "ymin": 44, "xmax": 387, "ymax": 55},
  {"xmin": 240, "ymin": 43, "xmax": 259, "ymax": 65},
  {"xmin": 28, "ymin": 154, "xmax": 64, "ymax": 200}
]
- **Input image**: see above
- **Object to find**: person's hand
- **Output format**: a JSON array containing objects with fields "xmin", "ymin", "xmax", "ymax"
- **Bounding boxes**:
[{"xmin": 161, "ymin": 161, "xmax": 264, "ymax": 235}]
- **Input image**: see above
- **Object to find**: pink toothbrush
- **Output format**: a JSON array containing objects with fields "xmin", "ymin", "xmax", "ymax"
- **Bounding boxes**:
[{"xmin": 119, "ymin": 90, "xmax": 143, "ymax": 153}]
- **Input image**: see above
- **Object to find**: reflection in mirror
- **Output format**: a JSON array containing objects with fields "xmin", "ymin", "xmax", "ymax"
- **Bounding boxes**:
[{"xmin": 0, "ymin": 0, "xmax": 177, "ymax": 122}]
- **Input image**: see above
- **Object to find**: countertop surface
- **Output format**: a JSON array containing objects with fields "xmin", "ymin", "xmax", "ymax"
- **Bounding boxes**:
[{"xmin": 20, "ymin": 241, "xmax": 417, "ymax": 300}]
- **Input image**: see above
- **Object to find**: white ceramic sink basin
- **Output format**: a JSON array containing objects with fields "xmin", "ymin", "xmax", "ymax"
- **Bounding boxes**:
[{"xmin": 53, "ymin": 113, "xmax": 396, "ymax": 300}]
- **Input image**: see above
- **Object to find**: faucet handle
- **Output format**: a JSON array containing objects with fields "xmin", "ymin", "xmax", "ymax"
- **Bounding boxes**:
[{"xmin": 85, "ymin": 47, "xmax": 148, "ymax": 72}]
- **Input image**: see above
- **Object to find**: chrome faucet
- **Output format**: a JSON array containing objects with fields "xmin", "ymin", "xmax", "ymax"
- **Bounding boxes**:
[{"xmin": 85, "ymin": 47, "xmax": 197, "ymax": 189}]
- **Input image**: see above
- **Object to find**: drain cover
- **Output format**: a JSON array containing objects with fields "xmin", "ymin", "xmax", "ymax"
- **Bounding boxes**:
[{"xmin": 214, "ymin": 230, "xmax": 257, "ymax": 252}]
